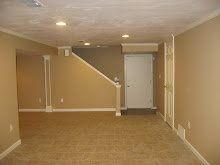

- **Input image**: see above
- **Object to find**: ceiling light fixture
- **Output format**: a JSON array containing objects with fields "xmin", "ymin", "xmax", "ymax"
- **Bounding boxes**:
[
  {"xmin": 84, "ymin": 43, "xmax": 90, "ymax": 46},
  {"xmin": 122, "ymin": 34, "xmax": 129, "ymax": 38},
  {"xmin": 56, "ymin": 22, "xmax": 66, "ymax": 26}
]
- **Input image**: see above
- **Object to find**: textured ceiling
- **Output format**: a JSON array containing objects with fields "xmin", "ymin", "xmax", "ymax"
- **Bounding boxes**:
[{"xmin": 0, "ymin": 0, "xmax": 220, "ymax": 46}]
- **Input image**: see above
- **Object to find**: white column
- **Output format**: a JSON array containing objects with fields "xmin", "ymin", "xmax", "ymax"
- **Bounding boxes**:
[
  {"xmin": 116, "ymin": 85, "xmax": 121, "ymax": 116},
  {"xmin": 43, "ymin": 55, "xmax": 52, "ymax": 112}
]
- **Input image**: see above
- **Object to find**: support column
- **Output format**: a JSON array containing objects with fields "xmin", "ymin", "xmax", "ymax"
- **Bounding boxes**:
[
  {"xmin": 43, "ymin": 55, "xmax": 52, "ymax": 112},
  {"xmin": 116, "ymin": 85, "xmax": 121, "ymax": 116}
]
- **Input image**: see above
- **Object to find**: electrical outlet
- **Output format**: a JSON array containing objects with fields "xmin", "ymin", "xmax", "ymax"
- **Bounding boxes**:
[
  {"xmin": 188, "ymin": 121, "xmax": 190, "ymax": 129},
  {"xmin": 39, "ymin": 97, "xmax": 42, "ymax": 103},
  {"xmin": 61, "ymin": 98, "xmax": 64, "ymax": 103},
  {"xmin": 10, "ymin": 124, "xmax": 13, "ymax": 132},
  {"xmin": 159, "ymin": 74, "xmax": 161, "ymax": 79}
]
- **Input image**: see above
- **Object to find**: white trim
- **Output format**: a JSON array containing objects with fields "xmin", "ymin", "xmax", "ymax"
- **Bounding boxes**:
[
  {"xmin": 173, "ymin": 125, "xmax": 210, "ymax": 165},
  {"xmin": 45, "ymin": 106, "xmax": 53, "ymax": 112},
  {"xmin": 19, "ymin": 109, "xmax": 45, "ymax": 112},
  {"xmin": 116, "ymin": 85, "xmax": 121, "ymax": 88},
  {"xmin": 53, "ymin": 108, "xmax": 116, "ymax": 112},
  {"xmin": 0, "ymin": 139, "xmax": 21, "ymax": 160},
  {"xmin": 172, "ymin": 34, "xmax": 175, "ymax": 129},
  {"xmin": 43, "ymin": 55, "xmax": 51, "ymax": 60},
  {"xmin": 151, "ymin": 107, "xmax": 157, "ymax": 109},
  {"xmin": 173, "ymin": 127, "xmax": 178, "ymax": 135},
  {"xmin": 121, "ymin": 43, "xmax": 158, "ymax": 46},
  {"xmin": 151, "ymin": 55, "xmax": 153, "ymax": 108},
  {"xmin": 58, "ymin": 46, "xmax": 71, "ymax": 49},
  {"xmin": 184, "ymin": 139, "xmax": 210, "ymax": 165},
  {"xmin": 43, "ymin": 55, "xmax": 52, "ymax": 108},
  {"xmin": 116, "ymin": 112, "xmax": 121, "ymax": 116},
  {"xmin": 164, "ymin": 35, "xmax": 175, "ymax": 128},
  {"xmin": 0, "ymin": 27, "xmax": 57, "ymax": 48},
  {"xmin": 174, "ymin": 8, "xmax": 220, "ymax": 37},
  {"xmin": 164, "ymin": 42, "xmax": 167, "ymax": 122},
  {"xmin": 121, "ymin": 107, "xmax": 127, "ymax": 110},
  {"xmin": 124, "ymin": 54, "xmax": 153, "ymax": 108},
  {"xmin": 156, "ymin": 111, "xmax": 165, "ymax": 121},
  {"xmin": 124, "ymin": 55, "xmax": 127, "ymax": 107},
  {"xmin": 72, "ymin": 53, "xmax": 116, "ymax": 86},
  {"xmin": 43, "ymin": 56, "xmax": 48, "ymax": 107},
  {"xmin": 48, "ymin": 58, "xmax": 52, "ymax": 106}
]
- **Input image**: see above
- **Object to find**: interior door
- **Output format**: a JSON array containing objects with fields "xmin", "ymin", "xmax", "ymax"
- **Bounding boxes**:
[
  {"xmin": 126, "ymin": 55, "xmax": 152, "ymax": 108},
  {"xmin": 165, "ymin": 36, "xmax": 175, "ymax": 128}
]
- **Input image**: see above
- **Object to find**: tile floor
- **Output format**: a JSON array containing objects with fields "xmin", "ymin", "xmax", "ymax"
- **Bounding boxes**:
[{"xmin": 0, "ymin": 111, "xmax": 203, "ymax": 165}]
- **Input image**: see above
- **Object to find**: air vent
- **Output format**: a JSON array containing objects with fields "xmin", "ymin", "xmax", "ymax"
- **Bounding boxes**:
[
  {"xmin": 21, "ymin": 0, "xmax": 45, "ymax": 8},
  {"xmin": 178, "ymin": 124, "xmax": 185, "ymax": 141}
]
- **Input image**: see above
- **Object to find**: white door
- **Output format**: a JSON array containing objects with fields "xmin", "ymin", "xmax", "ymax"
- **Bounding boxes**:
[
  {"xmin": 125, "ymin": 55, "xmax": 152, "ymax": 108},
  {"xmin": 164, "ymin": 36, "xmax": 175, "ymax": 128}
]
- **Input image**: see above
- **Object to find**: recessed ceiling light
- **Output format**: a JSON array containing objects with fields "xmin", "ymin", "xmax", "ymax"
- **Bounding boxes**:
[
  {"xmin": 56, "ymin": 22, "xmax": 66, "ymax": 26},
  {"xmin": 84, "ymin": 43, "xmax": 90, "ymax": 46},
  {"xmin": 122, "ymin": 34, "xmax": 129, "ymax": 38}
]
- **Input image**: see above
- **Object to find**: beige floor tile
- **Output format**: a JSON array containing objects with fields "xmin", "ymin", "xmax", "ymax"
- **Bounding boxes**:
[
  {"xmin": 0, "ymin": 112, "xmax": 203, "ymax": 165},
  {"xmin": 95, "ymin": 145, "xmax": 115, "ymax": 152},
  {"xmin": 115, "ymin": 145, "xmax": 133, "ymax": 152},
  {"xmin": 83, "ymin": 153, "xmax": 105, "ymax": 161},
  {"xmin": 77, "ymin": 145, "xmax": 96, "ymax": 152},
  {"xmin": 115, "ymin": 160, "xmax": 136, "ymax": 165}
]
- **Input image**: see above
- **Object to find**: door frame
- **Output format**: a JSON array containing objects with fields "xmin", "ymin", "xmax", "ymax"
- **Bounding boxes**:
[
  {"xmin": 164, "ymin": 35, "xmax": 175, "ymax": 129},
  {"xmin": 124, "ymin": 54, "xmax": 153, "ymax": 109}
]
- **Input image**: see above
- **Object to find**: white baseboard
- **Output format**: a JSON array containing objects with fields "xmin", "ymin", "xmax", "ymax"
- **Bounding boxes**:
[
  {"xmin": 19, "ymin": 109, "xmax": 45, "ymax": 112},
  {"xmin": 121, "ymin": 107, "xmax": 127, "ymax": 110},
  {"xmin": 0, "ymin": 139, "xmax": 21, "ymax": 160},
  {"xmin": 174, "ymin": 125, "xmax": 210, "ymax": 165},
  {"xmin": 53, "ymin": 108, "xmax": 116, "ymax": 112},
  {"xmin": 157, "ymin": 111, "xmax": 209, "ymax": 165},
  {"xmin": 184, "ymin": 139, "xmax": 210, "ymax": 165},
  {"xmin": 151, "ymin": 107, "xmax": 157, "ymax": 109},
  {"xmin": 45, "ymin": 106, "xmax": 53, "ymax": 112},
  {"xmin": 156, "ymin": 111, "xmax": 165, "ymax": 121},
  {"xmin": 116, "ymin": 112, "xmax": 121, "ymax": 116}
]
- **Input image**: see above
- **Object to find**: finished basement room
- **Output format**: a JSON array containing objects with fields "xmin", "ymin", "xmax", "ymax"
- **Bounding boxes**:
[{"xmin": 0, "ymin": 0, "xmax": 220, "ymax": 165}]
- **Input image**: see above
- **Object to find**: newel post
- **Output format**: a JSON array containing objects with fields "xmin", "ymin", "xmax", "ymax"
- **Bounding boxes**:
[{"xmin": 116, "ymin": 85, "xmax": 121, "ymax": 116}]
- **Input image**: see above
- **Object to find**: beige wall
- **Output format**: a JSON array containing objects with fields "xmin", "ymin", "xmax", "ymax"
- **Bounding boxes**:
[
  {"xmin": 51, "ymin": 49, "xmax": 116, "ymax": 109},
  {"xmin": 16, "ymin": 55, "xmax": 46, "ymax": 109},
  {"xmin": 16, "ymin": 48, "xmax": 117, "ymax": 109},
  {"xmin": 155, "ymin": 16, "xmax": 220, "ymax": 164},
  {"xmin": 155, "ymin": 43, "xmax": 165, "ymax": 115},
  {"xmin": 74, "ymin": 47, "xmax": 125, "ymax": 107},
  {"xmin": 122, "ymin": 44, "xmax": 158, "ymax": 53},
  {"xmin": 175, "ymin": 15, "xmax": 220, "ymax": 165},
  {"xmin": 0, "ymin": 31, "xmax": 57, "ymax": 154}
]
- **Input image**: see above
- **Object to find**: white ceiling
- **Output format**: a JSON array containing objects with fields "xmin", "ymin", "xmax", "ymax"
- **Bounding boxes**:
[{"xmin": 0, "ymin": 0, "xmax": 220, "ymax": 47}]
